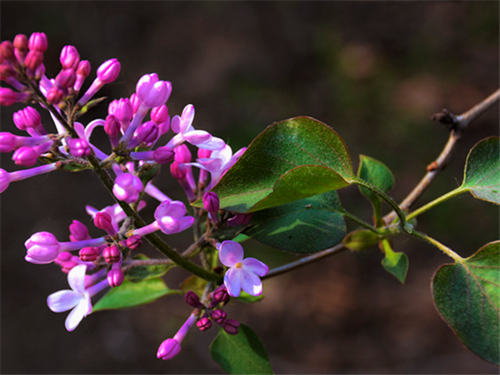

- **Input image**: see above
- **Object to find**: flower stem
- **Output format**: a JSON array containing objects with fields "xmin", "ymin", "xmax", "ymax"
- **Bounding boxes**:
[
  {"xmin": 408, "ymin": 230, "xmax": 462, "ymax": 263},
  {"xmin": 406, "ymin": 187, "xmax": 465, "ymax": 222}
]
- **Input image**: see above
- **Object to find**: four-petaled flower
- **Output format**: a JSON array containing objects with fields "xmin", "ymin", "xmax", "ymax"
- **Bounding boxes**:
[{"xmin": 217, "ymin": 240, "xmax": 269, "ymax": 297}]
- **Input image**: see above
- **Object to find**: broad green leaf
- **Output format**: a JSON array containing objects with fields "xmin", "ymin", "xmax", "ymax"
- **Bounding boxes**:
[
  {"xmin": 210, "ymin": 324, "xmax": 274, "ymax": 374},
  {"xmin": 357, "ymin": 154, "xmax": 395, "ymax": 203},
  {"xmin": 380, "ymin": 240, "xmax": 408, "ymax": 284},
  {"xmin": 93, "ymin": 278, "xmax": 180, "ymax": 311},
  {"xmin": 459, "ymin": 137, "xmax": 500, "ymax": 204},
  {"xmin": 432, "ymin": 241, "xmax": 500, "ymax": 365},
  {"xmin": 244, "ymin": 191, "xmax": 346, "ymax": 253},
  {"xmin": 202, "ymin": 116, "xmax": 355, "ymax": 213},
  {"xmin": 343, "ymin": 229, "xmax": 379, "ymax": 251},
  {"xmin": 125, "ymin": 254, "xmax": 174, "ymax": 282},
  {"xmin": 234, "ymin": 291, "xmax": 265, "ymax": 303}
]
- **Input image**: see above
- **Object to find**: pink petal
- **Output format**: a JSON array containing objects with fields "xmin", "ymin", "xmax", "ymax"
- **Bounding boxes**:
[
  {"xmin": 242, "ymin": 258, "xmax": 269, "ymax": 277},
  {"xmin": 46, "ymin": 290, "xmax": 81, "ymax": 312},
  {"xmin": 180, "ymin": 104, "xmax": 195, "ymax": 133},
  {"xmin": 239, "ymin": 268, "xmax": 263, "ymax": 296},
  {"xmin": 67, "ymin": 264, "xmax": 87, "ymax": 293},
  {"xmin": 184, "ymin": 130, "xmax": 211, "ymax": 145},
  {"xmin": 224, "ymin": 268, "xmax": 241, "ymax": 297},
  {"xmin": 178, "ymin": 216, "xmax": 195, "ymax": 232},
  {"xmin": 219, "ymin": 241, "xmax": 244, "ymax": 267},
  {"xmin": 197, "ymin": 136, "xmax": 226, "ymax": 150},
  {"xmin": 171, "ymin": 115, "xmax": 181, "ymax": 134},
  {"xmin": 165, "ymin": 201, "xmax": 187, "ymax": 218}
]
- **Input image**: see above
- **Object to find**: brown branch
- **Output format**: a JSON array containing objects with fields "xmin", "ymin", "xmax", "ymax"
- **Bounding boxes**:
[{"xmin": 383, "ymin": 89, "xmax": 500, "ymax": 224}]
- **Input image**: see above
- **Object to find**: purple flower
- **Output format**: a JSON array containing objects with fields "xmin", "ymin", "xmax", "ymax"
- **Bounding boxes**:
[
  {"xmin": 46, "ymin": 264, "xmax": 109, "ymax": 331},
  {"xmin": 112, "ymin": 164, "xmax": 144, "ymax": 204},
  {"xmin": 218, "ymin": 240, "xmax": 269, "ymax": 297},
  {"xmin": 157, "ymin": 313, "xmax": 197, "ymax": 361},
  {"xmin": 132, "ymin": 200, "xmax": 194, "ymax": 237}
]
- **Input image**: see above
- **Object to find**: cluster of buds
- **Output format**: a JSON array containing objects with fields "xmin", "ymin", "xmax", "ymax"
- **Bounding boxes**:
[{"xmin": 0, "ymin": 31, "xmax": 270, "ymax": 361}]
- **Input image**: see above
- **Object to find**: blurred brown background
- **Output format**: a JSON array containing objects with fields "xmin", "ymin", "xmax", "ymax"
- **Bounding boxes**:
[{"xmin": 1, "ymin": 1, "xmax": 498, "ymax": 374}]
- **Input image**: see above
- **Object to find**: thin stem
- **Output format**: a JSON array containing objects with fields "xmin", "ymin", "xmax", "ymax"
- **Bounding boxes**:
[
  {"xmin": 409, "ymin": 230, "xmax": 462, "ymax": 263},
  {"xmin": 341, "ymin": 209, "xmax": 383, "ymax": 235},
  {"xmin": 406, "ymin": 187, "xmax": 465, "ymax": 222},
  {"xmin": 262, "ymin": 243, "xmax": 347, "ymax": 280},
  {"xmin": 384, "ymin": 89, "xmax": 500, "ymax": 224}
]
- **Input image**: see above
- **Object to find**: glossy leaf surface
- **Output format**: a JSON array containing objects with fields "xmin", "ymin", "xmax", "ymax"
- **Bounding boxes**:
[
  {"xmin": 357, "ymin": 154, "xmax": 394, "ymax": 204},
  {"xmin": 432, "ymin": 241, "xmax": 499, "ymax": 365},
  {"xmin": 93, "ymin": 278, "xmax": 179, "ymax": 311},
  {"xmin": 245, "ymin": 191, "xmax": 346, "ymax": 253},
  {"xmin": 205, "ymin": 117, "xmax": 355, "ymax": 213},
  {"xmin": 210, "ymin": 324, "xmax": 274, "ymax": 374},
  {"xmin": 381, "ymin": 240, "xmax": 408, "ymax": 284}
]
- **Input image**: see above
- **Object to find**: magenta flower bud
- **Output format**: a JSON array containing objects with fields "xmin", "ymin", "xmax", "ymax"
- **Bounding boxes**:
[
  {"xmin": 136, "ymin": 73, "xmax": 172, "ymax": 109},
  {"xmin": 60, "ymin": 45, "xmax": 80, "ymax": 70},
  {"xmin": 93, "ymin": 212, "xmax": 113, "ymax": 232},
  {"xmin": 153, "ymin": 146, "xmax": 174, "ymax": 164},
  {"xmin": 203, "ymin": 192, "xmax": 220, "ymax": 213},
  {"xmin": 113, "ymin": 173, "xmax": 144, "ymax": 203},
  {"xmin": 25, "ymin": 231, "xmax": 61, "ymax": 264},
  {"xmin": 174, "ymin": 144, "xmax": 192, "ymax": 163},
  {"xmin": 28, "ymin": 32, "xmax": 48, "ymax": 52},
  {"xmin": 0, "ymin": 41, "xmax": 17, "ymax": 65},
  {"xmin": 197, "ymin": 316, "xmax": 212, "ymax": 331},
  {"xmin": 79, "ymin": 247, "xmax": 98, "ymax": 262},
  {"xmin": 55, "ymin": 251, "xmax": 72, "ymax": 264},
  {"xmin": 0, "ymin": 132, "xmax": 16, "ymax": 152},
  {"xmin": 0, "ymin": 87, "xmax": 20, "ymax": 106},
  {"xmin": 210, "ymin": 285, "xmax": 230, "ymax": 308},
  {"xmin": 151, "ymin": 104, "xmax": 169, "ymax": 125},
  {"xmin": 46, "ymin": 85, "xmax": 65, "ymax": 105},
  {"xmin": 227, "ymin": 213, "xmax": 253, "ymax": 227},
  {"xmin": 77, "ymin": 60, "xmax": 91, "ymax": 77},
  {"xmin": 12, "ymin": 146, "xmax": 38, "ymax": 166},
  {"xmin": 130, "ymin": 93, "xmax": 140, "ymax": 114},
  {"xmin": 0, "ymin": 64, "xmax": 17, "ymax": 80},
  {"xmin": 184, "ymin": 291, "xmax": 203, "ymax": 308},
  {"xmin": 126, "ymin": 235, "xmax": 142, "ymax": 250},
  {"xmin": 170, "ymin": 161, "xmax": 187, "ymax": 180},
  {"xmin": 55, "ymin": 68, "xmax": 76, "ymax": 89},
  {"xmin": 61, "ymin": 260, "xmax": 78, "ymax": 273},
  {"xmin": 198, "ymin": 148, "xmax": 212, "ymax": 159},
  {"xmin": 0, "ymin": 169, "xmax": 10, "ymax": 193},
  {"xmin": 107, "ymin": 268, "xmax": 124, "ymax": 287},
  {"xmin": 109, "ymin": 98, "xmax": 133, "ymax": 128},
  {"xmin": 223, "ymin": 319, "xmax": 240, "ymax": 335},
  {"xmin": 211, "ymin": 309, "xmax": 227, "ymax": 324},
  {"xmin": 69, "ymin": 220, "xmax": 90, "ymax": 242},
  {"xmin": 24, "ymin": 50, "xmax": 44, "ymax": 73},
  {"xmin": 157, "ymin": 338, "xmax": 181, "ymax": 361},
  {"xmin": 67, "ymin": 138, "xmax": 91, "ymax": 158},
  {"xmin": 13, "ymin": 34, "xmax": 28, "ymax": 62},
  {"xmin": 102, "ymin": 245, "xmax": 121, "ymax": 263},
  {"xmin": 104, "ymin": 114, "xmax": 121, "ymax": 137},
  {"xmin": 127, "ymin": 121, "xmax": 158, "ymax": 149},
  {"xmin": 97, "ymin": 58, "xmax": 120, "ymax": 84}
]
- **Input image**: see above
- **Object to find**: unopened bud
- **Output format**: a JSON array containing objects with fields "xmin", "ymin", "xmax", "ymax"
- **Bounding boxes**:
[
  {"xmin": 196, "ymin": 316, "xmax": 212, "ymax": 331},
  {"xmin": 184, "ymin": 291, "xmax": 203, "ymax": 308}
]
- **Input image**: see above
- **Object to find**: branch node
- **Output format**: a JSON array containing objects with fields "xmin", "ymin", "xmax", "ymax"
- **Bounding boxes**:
[{"xmin": 431, "ymin": 108, "xmax": 458, "ymax": 130}]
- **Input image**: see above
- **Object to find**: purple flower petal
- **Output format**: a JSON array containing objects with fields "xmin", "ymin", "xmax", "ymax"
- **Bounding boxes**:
[
  {"xmin": 197, "ymin": 136, "xmax": 225, "ymax": 150},
  {"xmin": 239, "ymin": 268, "xmax": 263, "ymax": 296},
  {"xmin": 224, "ymin": 267, "xmax": 242, "ymax": 297},
  {"xmin": 67, "ymin": 264, "xmax": 87, "ymax": 293},
  {"xmin": 46, "ymin": 290, "xmax": 80, "ymax": 312},
  {"xmin": 184, "ymin": 130, "xmax": 211, "ymax": 145},
  {"xmin": 219, "ymin": 241, "xmax": 244, "ymax": 267},
  {"xmin": 242, "ymin": 257, "xmax": 269, "ymax": 277},
  {"xmin": 65, "ymin": 297, "xmax": 91, "ymax": 331}
]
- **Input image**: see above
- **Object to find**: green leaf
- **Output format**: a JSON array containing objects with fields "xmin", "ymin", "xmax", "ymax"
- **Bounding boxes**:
[
  {"xmin": 210, "ymin": 324, "xmax": 274, "ymax": 374},
  {"xmin": 93, "ymin": 278, "xmax": 180, "ymax": 311},
  {"xmin": 138, "ymin": 163, "xmax": 161, "ymax": 187},
  {"xmin": 380, "ymin": 239, "xmax": 408, "ymax": 284},
  {"xmin": 432, "ymin": 241, "xmax": 500, "ymax": 365},
  {"xmin": 460, "ymin": 136, "xmax": 500, "ymax": 204},
  {"xmin": 201, "ymin": 117, "xmax": 355, "ymax": 213},
  {"xmin": 343, "ymin": 229, "xmax": 379, "ymax": 251},
  {"xmin": 244, "ymin": 191, "xmax": 346, "ymax": 253},
  {"xmin": 357, "ymin": 154, "xmax": 395, "ymax": 204},
  {"xmin": 180, "ymin": 275, "xmax": 209, "ymax": 297},
  {"xmin": 125, "ymin": 254, "xmax": 174, "ymax": 282},
  {"xmin": 234, "ymin": 291, "xmax": 265, "ymax": 303}
]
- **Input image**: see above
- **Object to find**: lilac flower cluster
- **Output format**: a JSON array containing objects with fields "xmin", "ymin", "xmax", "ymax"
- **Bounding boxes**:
[{"xmin": 0, "ymin": 32, "xmax": 269, "ymax": 361}]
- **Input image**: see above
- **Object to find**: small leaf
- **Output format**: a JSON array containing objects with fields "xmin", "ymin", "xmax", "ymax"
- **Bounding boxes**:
[
  {"xmin": 138, "ymin": 163, "xmax": 161, "ymax": 187},
  {"xmin": 234, "ymin": 291, "xmax": 265, "ymax": 303},
  {"xmin": 244, "ymin": 191, "xmax": 346, "ymax": 253},
  {"xmin": 380, "ymin": 240, "xmax": 408, "ymax": 284},
  {"xmin": 180, "ymin": 275, "xmax": 209, "ymax": 297},
  {"xmin": 460, "ymin": 136, "xmax": 500, "ymax": 204},
  {"xmin": 343, "ymin": 229, "xmax": 379, "ymax": 251},
  {"xmin": 357, "ymin": 154, "xmax": 395, "ymax": 204},
  {"xmin": 432, "ymin": 241, "xmax": 500, "ymax": 365},
  {"xmin": 125, "ymin": 254, "xmax": 174, "ymax": 282},
  {"xmin": 201, "ymin": 116, "xmax": 355, "ymax": 213},
  {"xmin": 210, "ymin": 324, "xmax": 274, "ymax": 374},
  {"xmin": 93, "ymin": 278, "xmax": 180, "ymax": 311}
]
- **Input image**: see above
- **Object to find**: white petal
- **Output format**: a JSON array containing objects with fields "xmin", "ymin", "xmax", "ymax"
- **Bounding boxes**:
[
  {"xmin": 47, "ymin": 290, "xmax": 81, "ymax": 312},
  {"xmin": 184, "ymin": 130, "xmax": 211, "ymax": 145},
  {"xmin": 242, "ymin": 258, "xmax": 269, "ymax": 276},
  {"xmin": 224, "ymin": 268, "xmax": 241, "ymax": 297},
  {"xmin": 65, "ymin": 297, "xmax": 92, "ymax": 331},
  {"xmin": 219, "ymin": 241, "xmax": 244, "ymax": 267},
  {"xmin": 197, "ymin": 137, "xmax": 226, "ymax": 150},
  {"xmin": 67, "ymin": 265, "xmax": 88, "ymax": 294}
]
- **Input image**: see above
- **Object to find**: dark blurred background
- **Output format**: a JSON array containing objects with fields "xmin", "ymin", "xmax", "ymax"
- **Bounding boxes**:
[{"xmin": 1, "ymin": 1, "xmax": 498, "ymax": 374}]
